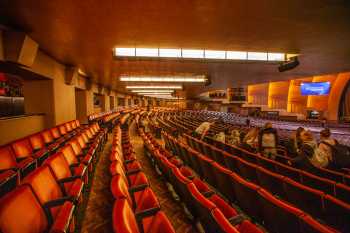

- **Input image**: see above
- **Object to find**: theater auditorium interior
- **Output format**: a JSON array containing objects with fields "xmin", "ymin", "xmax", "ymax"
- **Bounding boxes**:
[{"xmin": 1, "ymin": 1, "xmax": 350, "ymax": 233}]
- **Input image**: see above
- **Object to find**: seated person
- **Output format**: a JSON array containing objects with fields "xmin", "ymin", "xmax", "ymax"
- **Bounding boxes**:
[
  {"xmin": 289, "ymin": 130, "xmax": 329, "ymax": 172},
  {"xmin": 193, "ymin": 120, "xmax": 215, "ymax": 140},
  {"xmin": 227, "ymin": 129, "xmax": 241, "ymax": 146},
  {"xmin": 242, "ymin": 127, "xmax": 259, "ymax": 152}
]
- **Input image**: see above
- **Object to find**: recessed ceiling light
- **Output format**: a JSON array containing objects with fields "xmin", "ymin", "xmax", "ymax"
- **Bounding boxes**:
[
  {"xmin": 114, "ymin": 47, "xmax": 289, "ymax": 62},
  {"xmin": 120, "ymin": 75, "xmax": 207, "ymax": 83},
  {"xmin": 126, "ymin": 85, "xmax": 183, "ymax": 89},
  {"xmin": 131, "ymin": 89, "xmax": 174, "ymax": 93}
]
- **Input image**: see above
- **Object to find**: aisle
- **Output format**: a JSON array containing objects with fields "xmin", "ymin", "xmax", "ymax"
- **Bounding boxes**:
[
  {"xmin": 80, "ymin": 135, "xmax": 114, "ymax": 233},
  {"xmin": 129, "ymin": 122, "xmax": 198, "ymax": 233}
]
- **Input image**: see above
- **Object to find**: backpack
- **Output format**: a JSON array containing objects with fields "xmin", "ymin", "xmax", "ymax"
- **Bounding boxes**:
[
  {"xmin": 321, "ymin": 141, "xmax": 350, "ymax": 168},
  {"xmin": 310, "ymin": 147, "xmax": 329, "ymax": 168}
]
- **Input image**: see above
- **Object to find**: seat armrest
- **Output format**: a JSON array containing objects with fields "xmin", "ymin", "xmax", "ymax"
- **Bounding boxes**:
[
  {"xmin": 202, "ymin": 190, "xmax": 215, "ymax": 198},
  {"xmin": 58, "ymin": 176, "xmax": 81, "ymax": 183},
  {"xmin": 135, "ymin": 206, "xmax": 161, "ymax": 221},
  {"xmin": 67, "ymin": 179, "xmax": 84, "ymax": 203},
  {"xmin": 49, "ymin": 201, "xmax": 75, "ymax": 233},
  {"xmin": 126, "ymin": 169, "xmax": 141, "ymax": 175},
  {"xmin": 228, "ymin": 214, "xmax": 247, "ymax": 226},
  {"xmin": 129, "ymin": 184, "xmax": 148, "ymax": 193}
]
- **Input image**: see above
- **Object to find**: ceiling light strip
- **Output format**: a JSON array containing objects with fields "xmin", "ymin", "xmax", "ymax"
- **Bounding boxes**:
[
  {"xmin": 120, "ymin": 75, "xmax": 207, "ymax": 83},
  {"xmin": 114, "ymin": 47, "xmax": 287, "ymax": 61},
  {"xmin": 126, "ymin": 85, "xmax": 183, "ymax": 89}
]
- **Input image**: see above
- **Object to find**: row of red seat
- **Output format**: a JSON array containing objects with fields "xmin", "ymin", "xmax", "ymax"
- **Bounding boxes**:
[
  {"xmin": 140, "ymin": 128, "xmax": 266, "ymax": 233},
  {"xmin": 167, "ymin": 114, "xmax": 350, "ymax": 180},
  {"xmin": 109, "ymin": 125, "xmax": 176, "ymax": 233},
  {"xmin": 161, "ymin": 131, "xmax": 343, "ymax": 233},
  {"xmin": 0, "ymin": 120, "xmax": 107, "ymax": 232},
  {"xmin": 184, "ymin": 134, "xmax": 350, "ymax": 204}
]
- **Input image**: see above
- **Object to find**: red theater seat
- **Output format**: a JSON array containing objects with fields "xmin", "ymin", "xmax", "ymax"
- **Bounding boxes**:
[
  {"xmin": 44, "ymin": 153, "xmax": 85, "ymax": 197},
  {"xmin": 110, "ymin": 175, "xmax": 160, "ymax": 217},
  {"xmin": 0, "ymin": 145, "xmax": 36, "ymax": 183},
  {"xmin": 11, "ymin": 137, "xmax": 48, "ymax": 165},
  {"xmin": 283, "ymin": 177, "xmax": 324, "ymax": 218},
  {"xmin": 256, "ymin": 166, "xmax": 286, "ymax": 198},
  {"xmin": 210, "ymin": 208, "xmax": 240, "ymax": 233},
  {"xmin": 40, "ymin": 130, "xmax": 62, "ymax": 150},
  {"xmin": 110, "ymin": 161, "xmax": 149, "ymax": 189},
  {"xmin": 23, "ymin": 165, "xmax": 83, "ymax": 204},
  {"xmin": 112, "ymin": 198, "xmax": 175, "ymax": 233},
  {"xmin": 0, "ymin": 185, "xmax": 74, "ymax": 233},
  {"xmin": 211, "ymin": 162, "xmax": 236, "ymax": 203}
]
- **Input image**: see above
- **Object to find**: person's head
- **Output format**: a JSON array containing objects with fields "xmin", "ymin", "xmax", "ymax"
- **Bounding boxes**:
[
  {"xmin": 300, "ymin": 130, "xmax": 314, "ymax": 142},
  {"xmin": 320, "ymin": 128, "xmax": 331, "ymax": 139},
  {"xmin": 264, "ymin": 122, "xmax": 273, "ymax": 129},
  {"xmin": 296, "ymin": 127, "xmax": 305, "ymax": 138}
]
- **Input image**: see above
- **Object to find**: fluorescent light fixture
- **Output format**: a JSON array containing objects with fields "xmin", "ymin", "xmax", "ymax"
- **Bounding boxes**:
[
  {"xmin": 140, "ymin": 93, "xmax": 173, "ymax": 96},
  {"xmin": 114, "ymin": 47, "xmax": 290, "ymax": 62},
  {"xmin": 226, "ymin": 51, "xmax": 247, "ymax": 60},
  {"xmin": 114, "ymin": 48, "xmax": 135, "ymax": 56},
  {"xmin": 120, "ymin": 75, "xmax": 207, "ymax": 83},
  {"xmin": 268, "ymin": 53, "xmax": 285, "ymax": 61},
  {"xmin": 159, "ymin": 49, "xmax": 182, "ymax": 58},
  {"xmin": 205, "ymin": 50, "xmax": 226, "ymax": 59},
  {"xmin": 126, "ymin": 85, "xmax": 183, "ymax": 89},
  {"xmin": 131, "ymin": 90, "xmax": 174, "ymax": 93},
  {"xmin": 247, "ymin": 52, "xmax": 268, "ymax": 61},
  {"xmin": 136, "ymin": 48, "xmax": 158, "ymax": 57},
  {"xmin": 182, "ymin": 49, "xmax": 204, "ymax": 58}
]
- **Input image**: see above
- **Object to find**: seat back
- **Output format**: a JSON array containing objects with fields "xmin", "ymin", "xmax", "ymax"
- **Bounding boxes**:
[
  {"xmin": 210, "ymin": 208, "xmax": 240, "ymax": 233},
  {"xmin": 323, "ymin": 195, "xmax": 350, "ymax": 232},
  {"xmin": 40, "ymin": 130, "xmax": 55, "ymax": 144},
  {"xmin": 275, "ymin": 162, "xmax": 301, "ymax": 182},
  {"xmin": 44, "ymin": 153, "xmax": 73, "ymax": 180},
  {"xmin": 211, "ymin": 162, "xmax": 236, "ymax": 203},
  {"xmin": 231, "ymin": 172, "xmax": 262, "ymax": 221},
  {"xmin": 11, "ymin": 138, "xmax": 33, "ymax": 159},
  {"xmin": 50, "ymin": 127, "xmax": 61, "ymax": 139},
  {"xmin": 197, "ymin": 154, "xmax": 216, "ymax": 186},
  {"xmin": 283, "ymin": 178, "xmax": 324, "ymax": 218},
  {"xmin": 71, "ymin": 121, "xmax": 77, "ymax": 130},
  {"xmin": 335, "ymin": 183, "xmax": 350, "ymax": 203},
  {"xmin": 60, "ymin": 144, "xmax": 79, "ymax": 165},
  {"xmin": 76, "ymin": 135, "xmax": 86, "ymax": 149},
  {"xmin": 22, "ymin": 166, "xmax": 63, "ymax": 204},
  {"xmin": 257, "ymin": 189, "xmax": 304, "ymax": 233},
  {"xmin": 142, "ymin": 211, "xmax": 176, "ymax": 233},
  {"xmin": 28, "ymin": 133, "xmax": 46, "ymax": 150},
  {"xmin": 236, "ymin": 157, "xmax": 258, "ymax": 183},
  {"xmin": 186, "ymin": 183, "xmax": 218, "ymax": 232},
  {"xmin": 64, "ymin": 122, "xmax": 73, "ymax": 132},
  {"xmin": 299, "ymin": 215, "xmax": 338, "ymax": 233},
  {"xmin": 112, "ymin": 199, "xmax": 140, "ymax": 233},
  {"xmin": 0, "ymin": 185, "xmax": 48, "ymax": 233},
  {"xmin": 301, "ymin": 171, "xmax": 336, "ymax": 196},
  {"xmin": 58, "ymin": 125, "xmax": 68, "ymax": 135},
  {"xmin": 110, "ymin": 175, "xmax": 132, "ymax": 206},
  {"xmin": 0, "ymin": 145, "xmax": 17, "ymax": 170},
  {"xmin": 256, "ymin": 166, "xmax": 286, "ymax": 198},
  {"xmin": 69, "ymin": 140, "xmax": 83, "ymax": 156}
]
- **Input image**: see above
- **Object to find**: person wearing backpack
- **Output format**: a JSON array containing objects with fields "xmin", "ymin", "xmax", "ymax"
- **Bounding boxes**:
[
  {"xmin": 319, "ymin": 128, "xmax": 350, "ymax": 169},
  {"xmin": 258, "ymin": 122, "xmax": 278, "ymax": 159}
]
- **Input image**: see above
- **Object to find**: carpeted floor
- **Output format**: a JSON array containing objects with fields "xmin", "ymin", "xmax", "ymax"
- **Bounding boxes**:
[
  {"xmin": 79, "ymin": 124, "xmax": 198, "ymax": 233},
  {"xmin": 129, "ymin": 123, "xmax": 198, "ymax": 233},
  {"xmin": 80, "ymin": 136, "xmax": 114, "ymax": 233}
]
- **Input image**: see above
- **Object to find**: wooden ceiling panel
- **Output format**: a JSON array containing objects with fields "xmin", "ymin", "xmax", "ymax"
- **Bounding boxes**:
[{"xmin": 1, "ymin": 0, "xmax": 350, "ymax": 97}]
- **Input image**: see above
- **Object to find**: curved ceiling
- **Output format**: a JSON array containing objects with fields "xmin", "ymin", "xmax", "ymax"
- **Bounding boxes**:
[{"xmin": 1, "ymin": 0, "xmax": 350, "ymax": 97}]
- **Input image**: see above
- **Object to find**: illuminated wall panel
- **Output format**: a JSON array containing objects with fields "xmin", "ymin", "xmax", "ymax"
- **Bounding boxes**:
[
  {"xmin": 247, "ymin": 83, "xmax": 269, "ymax": 105},
  {"xmin": 268, "ymin": 81, "xmax": 290, "ymax": 109},
  {"xmin": 287, "ymin": 77, "xmax": 312, "ymax": 114},
  {"xmin": 327, "ymin": 72, "xmax": 350, "ymax": 120},
  {"xmin": 307, "ymin": 74, "xmax": 337, "ymax": 112}
]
